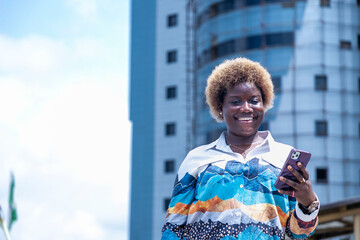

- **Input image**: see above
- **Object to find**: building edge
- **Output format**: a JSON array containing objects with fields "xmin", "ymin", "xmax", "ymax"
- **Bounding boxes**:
[{"xmin": 129, "ymin": 0, "xmax": 157, "ymax": 239}]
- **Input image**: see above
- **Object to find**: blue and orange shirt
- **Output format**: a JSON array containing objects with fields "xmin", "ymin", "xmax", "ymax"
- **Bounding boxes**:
[{"xmin": 161, "ymin": 131, "xmax": 319, "ymax": 240}]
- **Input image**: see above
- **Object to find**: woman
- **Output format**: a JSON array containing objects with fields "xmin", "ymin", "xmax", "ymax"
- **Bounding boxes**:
[{"xmin": 161, "ymin": 58, "xmax": 319, "ymax": 240}]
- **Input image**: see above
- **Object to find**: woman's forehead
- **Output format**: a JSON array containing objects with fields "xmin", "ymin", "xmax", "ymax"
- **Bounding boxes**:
[{"xmin": 227, "ymin": 82, "xmax": 261, "ymax": 93}]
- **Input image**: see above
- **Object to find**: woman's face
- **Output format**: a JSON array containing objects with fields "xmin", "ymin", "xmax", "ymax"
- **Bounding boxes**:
[{"xmin": 222, "ymin": 82, "xmax": 264, "ymax": 138}]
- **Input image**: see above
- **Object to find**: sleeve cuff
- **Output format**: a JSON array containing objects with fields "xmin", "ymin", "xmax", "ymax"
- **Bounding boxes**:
[{"xmin": 295, "ymin": 194, "xmax": 320, "ymax": 222}]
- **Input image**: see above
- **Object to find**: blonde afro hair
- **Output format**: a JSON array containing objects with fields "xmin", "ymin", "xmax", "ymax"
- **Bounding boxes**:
[{"xmin": 205, "ymin": 57, "xmax": 274, "ymax": 122}]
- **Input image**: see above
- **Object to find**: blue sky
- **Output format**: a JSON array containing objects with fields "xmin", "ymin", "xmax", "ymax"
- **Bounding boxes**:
[{"xmin": 0, "ymin": 0, "xmax": 130, "ymax": 239}]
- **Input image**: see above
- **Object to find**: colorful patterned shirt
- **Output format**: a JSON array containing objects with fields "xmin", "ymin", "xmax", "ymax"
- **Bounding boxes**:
[{"xmin": 161, "ymin": 131, "xmax": 319, "ymax": 240}]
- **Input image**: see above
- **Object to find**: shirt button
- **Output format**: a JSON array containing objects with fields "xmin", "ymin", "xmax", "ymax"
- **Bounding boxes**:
[{"xmin": 240, "ymin": 184, "xmax": 243, "ymax": 188}]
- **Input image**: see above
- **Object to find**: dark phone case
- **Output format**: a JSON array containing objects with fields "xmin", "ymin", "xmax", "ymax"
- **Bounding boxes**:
[{"xmin": 274, "ymin": 149, "xmax": 311, "ymax": 191}]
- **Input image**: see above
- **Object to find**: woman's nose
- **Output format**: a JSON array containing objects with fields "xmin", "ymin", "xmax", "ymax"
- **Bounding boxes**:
[{"xmin": 240, "ymin": 102, "xmax": 252, "ymax": 112}]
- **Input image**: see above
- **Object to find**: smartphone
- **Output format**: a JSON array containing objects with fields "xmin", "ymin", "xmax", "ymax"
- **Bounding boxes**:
[{"xmin": 274, "ymin": 149, "xmax": 311, "ymax": 191}]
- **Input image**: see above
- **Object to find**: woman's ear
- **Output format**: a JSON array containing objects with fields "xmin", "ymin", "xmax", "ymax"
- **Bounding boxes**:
[{"xmin": 218, "ymin": 106, "xmax": 223, "ymax": 118}]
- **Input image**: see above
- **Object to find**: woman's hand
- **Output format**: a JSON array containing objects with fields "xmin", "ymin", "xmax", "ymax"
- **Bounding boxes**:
[{"xmin": 278, "ymin": 162, "xmax": 316, "ymax": 207}]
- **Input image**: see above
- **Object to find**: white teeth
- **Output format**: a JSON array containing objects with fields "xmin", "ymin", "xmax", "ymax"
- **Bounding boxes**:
[{"xmin": 238, "ymin": 117, "xmax": 252, "ymax": 121}]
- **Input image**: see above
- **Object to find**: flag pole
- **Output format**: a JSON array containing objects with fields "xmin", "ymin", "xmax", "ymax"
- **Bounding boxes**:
[
  {"xmin": 8, "ymin": 172, "xmax": 17, "ymax": 231},
  {"xmin": 0, "ymin": 206, "xmax": 11, "ymax": 240}
]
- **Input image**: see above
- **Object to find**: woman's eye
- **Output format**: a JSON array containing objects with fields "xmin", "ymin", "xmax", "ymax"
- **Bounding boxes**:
[
  {"xmin": 231, "ymin": 100, "xmax": 240, "ymax": 105},
  {"xmin": 250, "ymin": 98, "xmax": 261, "ymax": 104}
]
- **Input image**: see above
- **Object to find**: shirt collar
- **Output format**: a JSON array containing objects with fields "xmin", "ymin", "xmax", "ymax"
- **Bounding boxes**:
[
  {"xmin": 205, "ymin": 131, "xmax": 290, "ymax": 168},
  {"xmin": 207, "ymin": 131, "xmax": 272, "ymax": 152}
]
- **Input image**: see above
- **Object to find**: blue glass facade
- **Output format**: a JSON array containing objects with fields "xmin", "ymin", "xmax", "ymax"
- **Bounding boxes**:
[
  {"xmin": 129, "ymin": 0, "xmax": 156, "ymax": 239},
  {"xmin": 194, "ymin": 0, "xmax": 306, "ymax": 145}
]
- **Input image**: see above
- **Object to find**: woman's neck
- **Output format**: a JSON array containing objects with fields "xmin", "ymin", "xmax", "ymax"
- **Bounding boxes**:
[{"xmin": 225, "ymin": 131, "xmax": 263, "ymax": 146}]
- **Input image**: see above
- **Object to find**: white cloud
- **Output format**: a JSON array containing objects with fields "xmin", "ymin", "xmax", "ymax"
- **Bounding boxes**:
[
  {"xmin": 74, "ymin": 38, "xmax": 106, "ymax": 59},
  {"xmin": 10, "ymin": 201, "xmax": 106, "ymax": 240},
  {"xmin": 0, "ymin": 35, "xmax": 68, "ymax": 75},
  {"xmin": 67, "ymin": 0, "xmax": 98, "ymax": 20},
  {"xmin": 64, "ymin": 211, "xmax": 105, "ymax": 239},
  {"xmin": 0, "ymin": 31, "xmax": 129, "ymax": 240},
  {"xmin": 0, "ymin": 78, "xmax": 29, "ymax": 124}
]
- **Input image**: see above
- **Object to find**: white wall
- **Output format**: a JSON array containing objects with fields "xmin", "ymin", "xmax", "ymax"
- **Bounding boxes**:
[{"xmin": 153, "ymin": 1, "xmax": 188, "ymax": 239}]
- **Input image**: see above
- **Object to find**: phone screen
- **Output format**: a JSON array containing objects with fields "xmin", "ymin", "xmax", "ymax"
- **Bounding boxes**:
[{"xmin": 274, "ymin": 149, "xmax": 311, "ymax": 191}]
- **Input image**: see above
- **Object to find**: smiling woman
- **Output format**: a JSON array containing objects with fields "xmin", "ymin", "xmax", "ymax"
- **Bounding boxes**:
[{"xmin": 161, "ymin": 58, "xmax": 320, "ymax": 240}]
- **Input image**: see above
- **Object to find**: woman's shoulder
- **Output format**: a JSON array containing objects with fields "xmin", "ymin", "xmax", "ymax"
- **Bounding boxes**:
[
  {"xmin": 177, "ymin": 141, "xmax": 219, "ymax": 179},
  {"xmin": 272, "ymin": 141, "xmax": 293, "ymax": 152},
  {"xmin": 262, "ymin": 138, "xmax": 294, "ymax": 169},
  {"xmin": 187, "ymin": 142, "xmax": 214, "ymax": 157}
]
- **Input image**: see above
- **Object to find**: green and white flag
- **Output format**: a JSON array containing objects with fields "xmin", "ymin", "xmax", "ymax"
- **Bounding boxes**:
[
  {"xmin": 8, "ymin": 173, "xmax": 17, "ymax": 231},
  {"xmin": 0, "ymin": 205, "xmax": 11, "ymax": 240}
]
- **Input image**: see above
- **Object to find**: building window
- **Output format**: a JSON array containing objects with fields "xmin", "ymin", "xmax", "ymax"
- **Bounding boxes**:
[
  {"xmin": 320, "ymin": 0, "xmax": 330, "ymax": 7},
  {"xmin": 315, "ymin": 120, "xmax": 328, "ymax": 136},
  {"xmin": 272, "ymin": 77, "xmax": 281, "ymax": 93},
  {"xmin": 282, "ymin": 1, "xmax": 295, "ymax": 8},
  {"xmin": 247, "ymin": 35, "xmax": 262, "ymax": 49},
  {"xmin": 218, "ymin": 0, "xmax": 235, "ymax": 14},
  {"xmin": 164, "ymin": 198, "xmax": 171, "ymax": 212},
  {"xmin": 246, "ymin": 0, "xmax": 260, "ymax": 6},
  {"xmin": 206, "ymin": 127, "xmax": 226, "ymax": 143},
  {"xmin": 316, "ymin": 168, "xmax": 328, "ymax": 183},
  {"xmin": 165, "ymin": 122, "xmax": 176, "ymax": 136},
  {"xmin": 211, "ymin": 40, "xmax": 235, "ymax": 60},
  {"xmin": 164, "ymin": 159, "xmax": 175, "ymax": 173},
  {"xmin": 340, "ymin": 40, "xmax": 352, "ymax": 49},
  {"xmin": 198, "ymin": 32, "xmax": 293, "ymax": 68},
  {"xmin": 265, "ymin": 32, "xmax": 294, "ymax": 47},
  {"xmin": 167, "ymin": 14, "xmax": 178, "ymax": 27},
  {"xmin": 259, "ymin": 122, "xmax": 269, "ymax": 131},
  {"xmin": 167, "ymin": 50, "xmax": 177, "ymax": 63},
  {"xmin": 315, "ymin": 74, "xmax": 327, "ymax": 91},
  {"xmin": 166, "ymin": 86, "xmax": 177, "ymax": 99}
]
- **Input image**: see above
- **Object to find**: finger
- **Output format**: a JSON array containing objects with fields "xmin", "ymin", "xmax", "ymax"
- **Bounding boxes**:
[
  {"xmin": 287, "ymin": 165, "xmax": 306, "ymax": 184},
  {"xmin": 278, "ymin": 189, "xmax": 293, "ymax": 196},
  {"xmin": 280, "ymin": 176, "xmax": 299, "ymax": 189},
  {"xmin": 297, "ymin": 162, "xmax": 310, "ymax": 180}
]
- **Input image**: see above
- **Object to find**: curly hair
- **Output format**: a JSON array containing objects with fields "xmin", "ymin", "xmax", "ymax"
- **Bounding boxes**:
[{"xmin": 205, "ymin": 57, "xmax": 274, "ymax": 122}]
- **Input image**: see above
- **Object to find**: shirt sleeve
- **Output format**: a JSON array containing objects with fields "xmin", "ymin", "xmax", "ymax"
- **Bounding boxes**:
[
  {"xmin": 285, "ymin": 195, "xmax": 319, "ymax": 239},
  {"xmin": 161, "ymin": 171, "xmax": 197, "ymax": 239}
]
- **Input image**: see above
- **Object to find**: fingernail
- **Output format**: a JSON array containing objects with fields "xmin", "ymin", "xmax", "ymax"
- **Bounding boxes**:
[
  {"xmin": 280, "ymin": 176, "xmax": 285, "ymax": 181},
  {"xmin": 298, "ymin": 162, "xmax": 302, "ymax": 166},
  {"xmin": 288, "ymin": 166, "xmax": 292, "ymax": 170}
]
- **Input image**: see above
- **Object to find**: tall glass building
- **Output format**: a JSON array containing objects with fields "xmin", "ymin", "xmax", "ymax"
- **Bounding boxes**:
[{"xmin": 130, "ymin": 0, "xmax": 360, "ymax": 239}]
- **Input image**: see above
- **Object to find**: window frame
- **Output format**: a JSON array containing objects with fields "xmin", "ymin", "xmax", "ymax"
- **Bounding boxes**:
[
  {"xmin": 166, "ymin": 86, "xmax": 177, "ymax": 100},
  {"xmin": 165, "ymin": 122, "xmax": 176, "ymax": 136},
  {"xmin": 340, "ymin": 40, "xmax": 352, "ymax": 49},
  {"xmin": 164, "ymin": 198, "xmax": 171, "ymax": 212},
  {"xmin": 315, "ymin": 120, "xmax": 328, "ymax": 136},
  {"xmin": 167, "ymin": 14, "xmax": 178, "ymax": 27},
  {"xmin": 164, "ymin": 159, "xmax": 175, "ymax": 173},
  {"xmin": 272, "ymin": 76, "xmax": 282, "ymax": 93},
  {"xmin": 315, "ymin": 74, "xmax": 327, "ymax": 91},
  {"xmin": 320, "ymin": 0, "xmax": 330, "ymax": 7},
  {"xmin": 167, "ymin": 50, "xmax": 177, "ymax": 63},
  {"xmin": 316, "ymin": 167, "xmax": 328, "ymax": 183}
]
